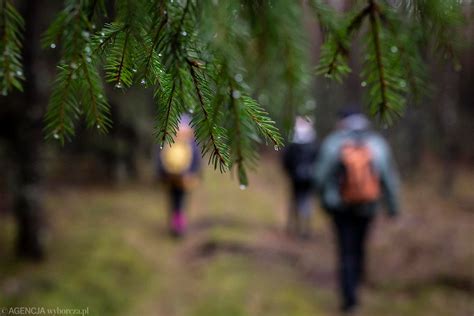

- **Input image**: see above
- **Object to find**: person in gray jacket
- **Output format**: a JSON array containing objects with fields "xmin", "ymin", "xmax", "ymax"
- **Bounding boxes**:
[{"xmin": 315, "ymin": 109, "xmax": 400, "ymax": 313}]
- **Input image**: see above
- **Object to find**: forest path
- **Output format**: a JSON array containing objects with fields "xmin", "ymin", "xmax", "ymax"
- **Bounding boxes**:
[
  {"xmin": 0, "ymin": 157, "xmax": 472, "ymax": 316},
  {"xmin": 124, "ymin": 158, "xmax": 337, "ymax": 316},
  {"xmin": 126, "ymin": 156, "xmax": 473, "ymax": 316}
]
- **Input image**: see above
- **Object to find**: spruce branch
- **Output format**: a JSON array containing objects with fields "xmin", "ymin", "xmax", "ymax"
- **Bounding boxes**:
[
  {"xmin": 327, "ymin": 5, "xmax": 371, "ymax": 76},
  {"xmin": 241, "ymin": 95, "xmax": 283, "ymax": 149},
  {"xmin": 104, "ymin": 27, "xmax": 134, "ymax": 87},
  {"xmin": 363, "ymin": 0, "xmax": 406, "ymax": 123},
  {"xmin": 44, "ymin": 65, "xmax": 80, "ymax": 144},
  {"xmin": 187, "ymin": 59, "xmax": 230, "ymax": 172},
  {"xmin": 41, "ymin": 12, "xmax": 67, "ymax": 50},
  {"xmin": 91, "ymin": 23, "xmax": 125, "ymax": 56},
  {"xmin": 380, "ymin": 10, "xmax": 430, "ymax": 102},
  {"xmin": 368, "ymin": 0, "xmax": 389, "ymax": 117},
  {"xmin": 117, "ymin": 30, "xmax": 129, "ymax": 83},
  {"xmin": 7, "ymin": 0, "xmax": 467, "ymax": 180},
  {"xmin": 315, "ymin": 4, "xmax": 370, "ymax": 80},
  {"xmin": 230, "ymin": 86, "xmax": 247, "ymax": 186},
  {"xmin": 0, "ymin": 0, "xmax": 24, "ymax": 94},
  {"xmin": 43, "ymin": 0, "xmax": 111, "ymax": 141},
  {"xmin": 154, "ymin": 78, "xmax": 177, "ymax": 146},
  {"xmin": 79, "ymin": 54, "xmax": 110, "ymax": 131},
  {"xmin": 142, "ymin": 16, "xmax": 167, "ymax": 82}
]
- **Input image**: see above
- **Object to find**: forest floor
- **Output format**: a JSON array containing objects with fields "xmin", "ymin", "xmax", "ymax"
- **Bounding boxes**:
[{"xmin": 0, "ymin": 156, "xmax": 473, "ymax": 316}]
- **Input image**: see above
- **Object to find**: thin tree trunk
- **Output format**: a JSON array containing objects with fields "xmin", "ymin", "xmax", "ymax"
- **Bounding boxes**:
[
  {"xmin": 9, "ymin": 0, "xmax": 45, "ymax": 260},
  {"xmin": 435, "ymin": 68, "xmax": 460, "ymax": 197}
]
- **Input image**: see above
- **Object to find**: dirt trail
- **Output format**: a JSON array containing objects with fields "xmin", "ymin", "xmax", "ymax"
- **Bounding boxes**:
[{"xmin": 125, "ymin": 159, "xmax": 474, "ymax": 316}]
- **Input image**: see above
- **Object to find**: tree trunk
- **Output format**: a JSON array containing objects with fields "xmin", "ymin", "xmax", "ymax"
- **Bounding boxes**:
[
  {"xmin": 11, "ymin": 148, "xmax": 45, "ymax": 260},
  {"xmin": 435, "ymin": 67, "xmax": 460, "ymax": 197},
  {"xmin": 9, "ymin": 0, "xmax": 45, "ymax": 260}
]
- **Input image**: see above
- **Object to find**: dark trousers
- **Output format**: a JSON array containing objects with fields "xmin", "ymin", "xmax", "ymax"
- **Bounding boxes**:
[
  {"xmin": 331, "ymin": 211, "xmax": 373, "ymax": 310},
  {"xmin": 291, "ymin": 181, "xmax": 313, "ymax": 217},
  {"xmin": 169, "ymin": 185, "xmax": 186, "ymax": 214},
  {"xmin": 287, "ymin": 181, "xmax": 313, "ymax": 234}
]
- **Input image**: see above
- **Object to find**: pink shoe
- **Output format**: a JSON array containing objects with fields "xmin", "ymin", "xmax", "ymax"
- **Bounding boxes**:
[{"xmin": 171, "ymin": 212, "xmax": 186, "ymax": 235}]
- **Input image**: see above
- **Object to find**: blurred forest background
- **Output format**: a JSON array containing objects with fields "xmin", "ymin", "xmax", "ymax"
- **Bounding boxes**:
[{"xmin": 0, "ymin": 0, "xmax": 473, "ymax": 315}]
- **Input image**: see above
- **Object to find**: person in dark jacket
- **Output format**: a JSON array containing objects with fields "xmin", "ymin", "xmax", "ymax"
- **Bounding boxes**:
[
  {"xmin": 156, "ymin": 115, "xmax": 201, "ymax": 237},
  {"xmin": 315, "ymin": 109, "xmax": 400, "ymax": 313},
  {"xmin": 282, "ymin": 116, "xmax": 319, "ymax": 238}
]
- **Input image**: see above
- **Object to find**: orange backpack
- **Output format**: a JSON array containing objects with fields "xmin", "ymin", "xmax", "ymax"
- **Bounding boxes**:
[{"xmin": 340, "ymin": 140, "xmax": 380, "ymax": 204}]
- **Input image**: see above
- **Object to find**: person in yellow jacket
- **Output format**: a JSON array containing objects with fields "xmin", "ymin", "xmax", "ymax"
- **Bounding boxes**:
[{"xmin": 156, "ymin": 115, "xmax": 201, "ymax": 237}]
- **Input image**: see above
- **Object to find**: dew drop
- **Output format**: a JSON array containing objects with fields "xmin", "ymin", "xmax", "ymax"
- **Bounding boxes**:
[
  {"xmin": 361, "ymin": 81, "xmax": 367, "ymax": 87},
  {"xmin": 81, "ymin": 31, "xmax": 90, "ymax": 39},
  {"xmin": 96, "ymin": 124, "xmax": 101, "ymax": 129},
  {"xmin": 70, "ymin": 62, "xmax": 78, "ymax": 69},
  {"xmin": 232, "ymin": 90, "xmax": 241, "ymax": 99},
  {"xmin": 84, "ymin": 46, "xmax": 92, "ymax": 54},
  {"xmin": 181, "ymin": 31, "xmax": 187, "ymax": 36},
  {"xmin": 98, "ymin": 94, "xmax": 103, "ymax": 99},
  {"xmin": 86, "ymin": 57, "xmax": 92, "ymax": 63},
  {"xmin": 158, "ymin": 53, "xmax": 162, "ymax": 57},
  {"xmin": 16, "ymin": 70, "xmax": 23, "ymax": 76},
  {"xmin": 274, "ymin": 145, "xmax": 279, "ymax": 151},
  {"xmin": 234, "ymin": 73, "xmax": 243, "ymax": 82},
  {"xmin": 160, "ymin": 144, "xmax": 163, "ymax": 150},
  {"xmin": 239, "ymin": 184, "xmax": 247, "ymax": 190},
  {"xmin": 115, "ymin": 82, "xmax": 123, "ymax": 88},
  {"xmin": 390, "ymin": 46, "xmax": 398, "ymax": 54},
  {"xmin": 53, "ymin": 133, "xmax": 60, "ymax": 139},
  {"xmin": 100, "ymin": 32, "xmax": 105, "ymax": 37},
  {"xmin": 399, "ymin": 80, "xmax": 407, "ymax": 88},
  {"xmin": 50, "ymin": 43, "xmax": 56, "ymax": 49},
  {"xmin": 99, "ymin": 39, "xmax": 104, "ymax": 43},
  {"xmin": 132, "ymin": 68, "xmax": 137, "ymax": 73},
  {"xmin": 141, "ymin": 79, "xmax": 146, "ymax": 85}
]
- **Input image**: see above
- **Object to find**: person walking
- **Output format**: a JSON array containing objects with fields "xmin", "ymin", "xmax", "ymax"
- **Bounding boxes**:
[
  {"xmin": 156, "ymin": 115, "xmax": 201, "ymax": 237},
  {"xmin": 282, "ymin": 116, "xmax": 319, "ymax": 238},
  {"xmin": 315, "ymin": 109, "xmax": 400, "ymax": 313}
]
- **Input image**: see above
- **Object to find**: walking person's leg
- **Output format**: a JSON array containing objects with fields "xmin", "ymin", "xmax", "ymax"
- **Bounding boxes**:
[
  {"xmin": 354, "ymin": 215, "xmax": 373, "ymax": 285},
  {"xmin": 296, "ymin": 184, "xmax": 313, "ymax": 238},
  {"xmin": 287, "ymin": 182, "xmax": 299, "ymax": 234},
  {"xmin": 169, "ymin": 184, "xmax": 187, "ymax": 236},
  {"xmin": 332, "ymin": 213, "xmax": 359, "ymax": 312}
]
